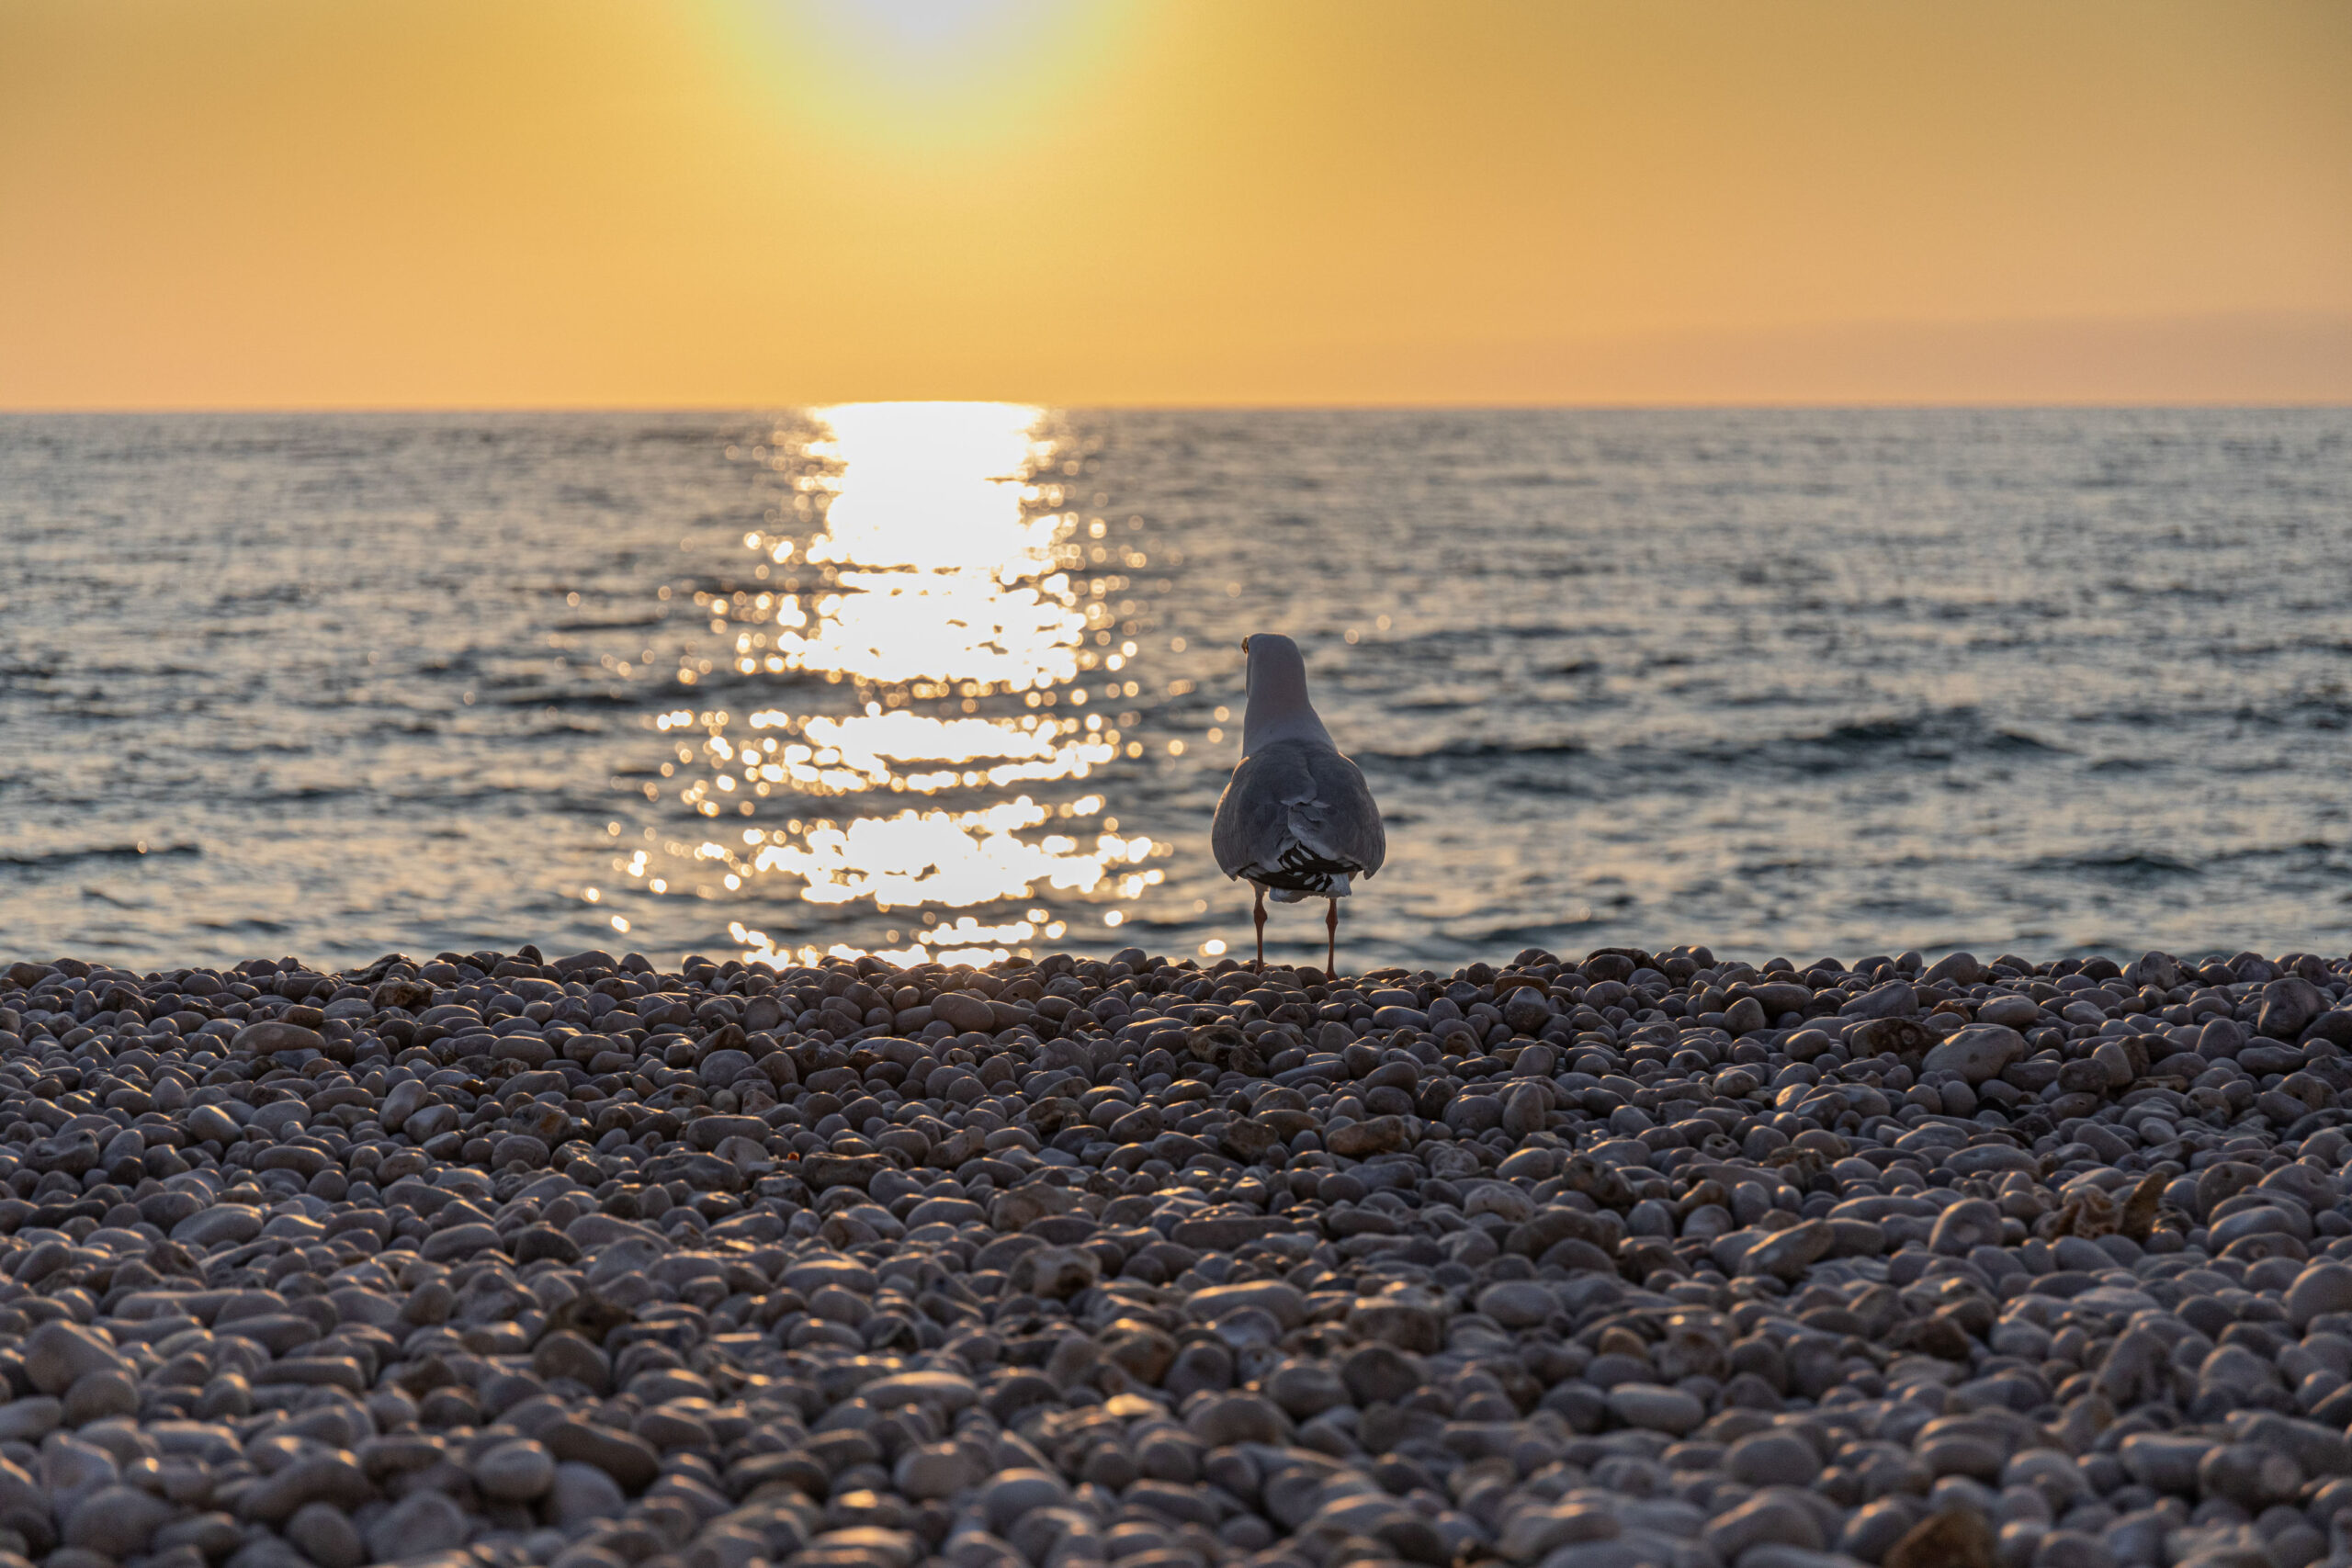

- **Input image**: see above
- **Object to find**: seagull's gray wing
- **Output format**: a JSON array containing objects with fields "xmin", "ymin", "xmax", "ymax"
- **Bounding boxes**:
[{"xmin": 1212, "ymin": 739, "xmax": 1385, "ymax": 886}]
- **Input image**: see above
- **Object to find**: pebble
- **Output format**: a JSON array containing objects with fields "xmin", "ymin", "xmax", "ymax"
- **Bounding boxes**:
[
  {"xmin": 548, "ymin": 1459, "xmax": 628, "ymax": 1529},
  {"xmin": 0, "ymin": 941, "xmax": 2347, "ymax": 1568},
  {"xmin": 1705, "ymin": 1489, "xmax": 1825, "ymax": 1558},
  {"xmin": 473, "ymin": 1436, "xmax": 558, "ymax": 1501},
  {"xmin": 60, "ymin": 1483, "xmax": 175, "ymax": 1558},
  {"xmin": 1606, "ymin": 1382, "xmax": 1705, "ymax": 1435},
  {"xmin": 897, "ymin": 1442, "xmax": 988, "ymax": 1499},
  {"xmin": 284, "ymin": 1501, "xmax": 365, "ymax": 1568},
  {"xmin": 1726, "ymin": 1429, "xmax": 1825, "ymax": 1486},
  {"xmin": 23, "ymin": 1321, "xmax": 127, "ymax": 1394},
  {"xmin": 366, "ymin": 1489, "xmax": 469, "ymax": 1560}
]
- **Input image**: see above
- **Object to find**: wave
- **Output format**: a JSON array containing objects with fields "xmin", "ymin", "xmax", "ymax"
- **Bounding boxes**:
[
  {"xmin": 2202, "ymin": 840, "xmax": 2342, "ymax": 867},
  {"xmin": 552, "ymin": 615, "xmax": 666, "ymax": 633},
  {"xmin": 2023, "ymin": 851, "xmax": 2202, "ymax": 881},
  {"xmin": 1802, "ymin": 710, "xmax": 2061, "ymax": 754},
  {"xmin": 488, "ymin": 686, "xmax": 647, "ymax": 710},
  {"xmin": 1680, "ymin": 708, "xmax": 2066, "ymax": 775},
  {"xmin": 1361, "ymin": 739, "xmax": 1589, "ymax": 763},
  {"xmin": 254, "ymin": 785, "xmax": 357, "ymax": 804},
  {"xmin": 1363, "ymin": 706, "xmax": 2063, "ymax": 787},
  {"xmin": 0, "ymin": 841, "xmax": 198, "ymax": 868},
  {"xmin": 1433, "ymin": 917, "xmax": 1610, "ymax": 947}
]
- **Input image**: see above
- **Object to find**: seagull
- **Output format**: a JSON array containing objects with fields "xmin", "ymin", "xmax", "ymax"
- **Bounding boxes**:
[{"xmin": 1211, "ymin": 633, "xmax": 1385, "ymax": 979}]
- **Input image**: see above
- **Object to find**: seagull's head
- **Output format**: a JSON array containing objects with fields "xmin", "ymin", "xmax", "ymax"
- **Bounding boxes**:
[
  {"xmin": 1242, "ymin": 632, "xmax": 1305, "ymax": 698},
  {"xmin": 1240, "ymin": 633, "xmax": 1328, "ymax": 753}
]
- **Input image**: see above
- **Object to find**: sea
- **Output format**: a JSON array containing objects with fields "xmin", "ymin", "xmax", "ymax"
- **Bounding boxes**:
[{"xmin": 3, "ymin": 406, "xmax": 2349, "ymax": 975}]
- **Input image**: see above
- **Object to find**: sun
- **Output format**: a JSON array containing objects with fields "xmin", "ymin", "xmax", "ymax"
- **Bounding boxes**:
[
  {"xmin": 727, "ymin": 0, "xmax": 1143, "ymax": 153},
  {"xmin": 820, "ymin": 0, "xmax": 1047, "ymax": 67},
  {"xmin": 770, "ymin": 0, "xmax": 1101, "ymax": 92}
]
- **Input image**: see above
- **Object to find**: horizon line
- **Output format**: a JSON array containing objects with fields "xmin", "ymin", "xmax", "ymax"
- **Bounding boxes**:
[{"xmin": 5, "ymin": 398, "xmax": 2349, "ymax": 417}]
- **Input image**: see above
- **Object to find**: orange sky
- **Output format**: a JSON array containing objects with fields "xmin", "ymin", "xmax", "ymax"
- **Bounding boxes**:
[{"xmin": 2, "ymin": 0, "xmax": 2346, "ymax": 407}]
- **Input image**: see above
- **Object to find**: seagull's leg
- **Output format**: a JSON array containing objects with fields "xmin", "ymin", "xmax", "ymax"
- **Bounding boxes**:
[
  {"xmin": 1325, "ymin": 898, "xmax": 1339, "ymax": 983},
  {"xmin": 1252, "ymin": 886, "xmax": 1266, "ymax": 973}
]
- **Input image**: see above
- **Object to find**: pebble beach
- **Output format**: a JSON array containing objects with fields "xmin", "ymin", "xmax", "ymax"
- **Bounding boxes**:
[{"xmin": 5, "ymin": 945, "xmax": 2352, "ymax": 1568}]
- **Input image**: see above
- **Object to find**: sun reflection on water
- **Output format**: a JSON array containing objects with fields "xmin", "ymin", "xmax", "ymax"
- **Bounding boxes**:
[{"xmin": 612, "ymin": 402, "xmax": 1166, "ymax": 965}]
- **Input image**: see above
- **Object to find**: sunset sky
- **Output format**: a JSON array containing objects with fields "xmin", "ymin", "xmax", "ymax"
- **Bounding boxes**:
[{"xmin": 2, "ymin": 0, "xmax": 2346, "ymax": 407}]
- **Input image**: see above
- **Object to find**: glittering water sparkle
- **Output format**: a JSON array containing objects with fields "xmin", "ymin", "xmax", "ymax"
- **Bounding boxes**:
[{"xmin": 672, "ymin": 403, "xmax": 1160, "ymax": 964}]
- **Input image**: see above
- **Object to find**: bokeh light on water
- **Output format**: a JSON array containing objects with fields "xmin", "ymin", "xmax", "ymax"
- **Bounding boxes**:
[{"xmin": 603, "ymin": 402, "xmax": 1172, "ymax": 967}]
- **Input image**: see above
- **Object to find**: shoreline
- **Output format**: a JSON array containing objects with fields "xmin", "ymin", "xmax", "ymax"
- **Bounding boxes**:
[{"xmin": 0, "ymin": 940, "xmax": 2346, "ymax": 1568}]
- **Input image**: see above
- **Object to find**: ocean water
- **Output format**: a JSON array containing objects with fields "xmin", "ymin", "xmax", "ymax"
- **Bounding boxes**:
[{"xmin": 3, "ymin": 406, "xmax": 2349, "ymax": 975}]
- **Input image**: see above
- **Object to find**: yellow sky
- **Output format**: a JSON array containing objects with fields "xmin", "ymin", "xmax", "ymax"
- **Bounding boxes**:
[{"xmin": 2, "ymin": 0, "xmax": 2346, "ymax": 407}]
